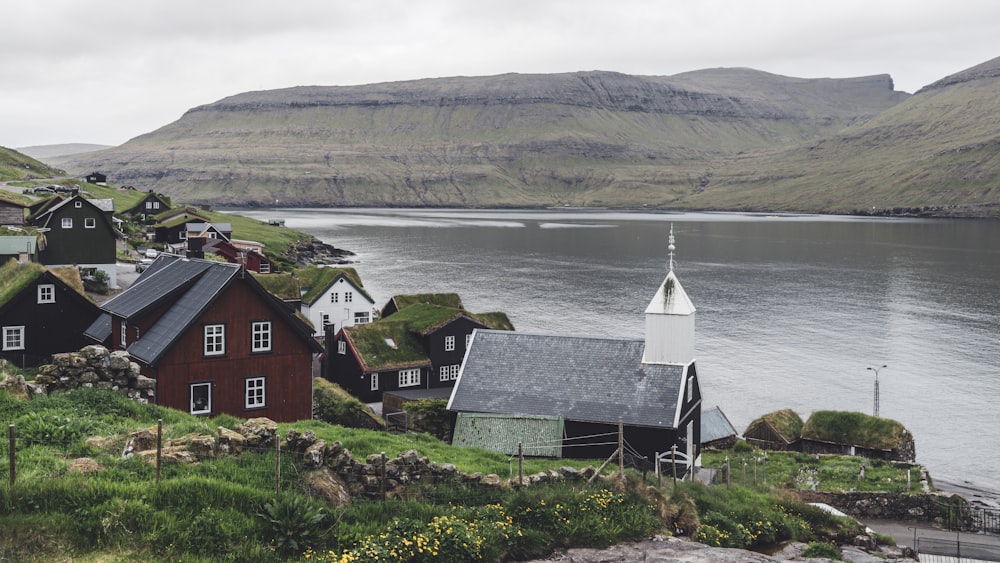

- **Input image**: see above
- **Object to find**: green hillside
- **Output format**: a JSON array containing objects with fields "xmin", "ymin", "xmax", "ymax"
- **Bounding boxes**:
[{"xmin": 0, "ymin": 146, "xmax": 65, "ymax": 182}]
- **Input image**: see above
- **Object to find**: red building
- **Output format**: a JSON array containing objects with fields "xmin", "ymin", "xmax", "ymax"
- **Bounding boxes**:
[{"xmin": 86, "ymin": 255, "xmax": 321, "ymax": 421}]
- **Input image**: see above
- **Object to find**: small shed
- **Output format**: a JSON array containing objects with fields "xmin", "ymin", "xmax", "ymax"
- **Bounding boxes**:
[
  {"xmin": 799, "ymin": 410, "xmax": 916, "ymax": 462},
  {"xmin": 700, "ymin": 406, "xmax": 739, "ymax": 450},
  {"xmin": 743, "ymin": 409, "xmax": 803, "ymax": 451}
]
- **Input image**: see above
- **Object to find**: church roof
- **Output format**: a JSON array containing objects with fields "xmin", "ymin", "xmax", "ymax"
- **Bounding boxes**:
[
  {"xmin": 448, "ymin": 329, "xmax": 685, "ymax": 429},
  {"xmin": 644, "ymin": 269, "xmax": 695, "ymax": 316}
]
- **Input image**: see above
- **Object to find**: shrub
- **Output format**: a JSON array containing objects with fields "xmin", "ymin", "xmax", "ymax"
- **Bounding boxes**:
[
  {"xmin": 313, "ymin": 378, "xmax": 381, "ymax": 429},
  {"xmin": 801, "ymin": 541, "xmax": 842, "ymax": 559},
  {"xmin": 403, "ymin": 398, "xmax": 456, "ymax": 440},
  {"xmin": 257, "ymin": 493, "xmax": 330, "ymax": 555}
]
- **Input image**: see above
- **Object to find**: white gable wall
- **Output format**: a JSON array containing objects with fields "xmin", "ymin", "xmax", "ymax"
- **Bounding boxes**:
[{"xmin": 301, "ymin": 276, "xmax": 375, "ymax": 336}]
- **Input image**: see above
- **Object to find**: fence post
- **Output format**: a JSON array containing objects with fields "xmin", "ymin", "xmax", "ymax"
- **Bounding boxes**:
[
  {"xmin": 725, "ymin": 456, "xmax": 730, "ymax": 487},
  {"xmin": 380, "ymin": 452, "xmax": 386, "ymax": 499},
  {"xmin": 655, "ymin": 452, "xmax": 661, "ymax": 487},
  {"xmin": 517, "ymin": 442, "xmax": 523, "ymax": 487},
  {"xmin": 671, "ymin": 445, "xmax": 677, "ymax": 486},
  {"xmin": 274, "ymin": 433, "xmax": 281, "ymax": 495},
  {"xmin": 155, "ymin": 419, "xmax": 162, "ymax": 484},
  {"xmin": 8, "ymin": 424, "xmax": 14, "ymax": 488},
  {"xmin": 618, "ymin": 418, "xmax": 624, "ymax": 478}
]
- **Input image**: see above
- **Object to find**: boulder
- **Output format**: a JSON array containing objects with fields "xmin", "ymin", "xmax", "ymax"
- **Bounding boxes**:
[
  {"xmin": 122, "ymin": 427, "xmax": 158, "ymax": 458},
  {"xmin": 0, "ymin": 373, "xmax": 31, "ymax": 400},
  {"xmin": 217, "ymin": 426, "xmax": 247, "ymax": 454},
  {"xmin": 303, "ymin": 468, "xmax": 352, "ymax": 506},
  {"xmin": 236, "ymin": 417, "xmax": 278, "ymax": 449},
  {"xmin": 303, "ymin": 439, "xmax": 328, "ymax": 468},
  {"xmin": 108, "ymin": 351, "xmax": 132, "ymax": 371}
]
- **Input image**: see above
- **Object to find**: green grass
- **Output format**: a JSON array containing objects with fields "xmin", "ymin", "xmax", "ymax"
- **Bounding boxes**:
[
  {"xmin": 701, "ymin": 447, "xmax": 921, "ymax": 493},
  {"xmin": 802, "ymin": 410, "xmax": 907, "ymax": 450}
]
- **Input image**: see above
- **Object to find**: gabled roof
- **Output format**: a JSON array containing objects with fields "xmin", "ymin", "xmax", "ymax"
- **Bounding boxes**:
[
  {"xmin": 28, "ymin": 195, "xmax": 115, "ymax": 230},
  {"xmin": 644, "ymin": 270, "xmax": 695, "ymax": 316},
  {"xmin": 152, "ymin": 206, "xmax": 209, "ymax": 224},
  {"xmin": 122, "ymin": 192, "xmax": 171, "ymax": 214},
  {"xmin": 382, "ymin": 292, "xmax": 462, "ymax": 316},
  {"xmin": 0, "ymin": 190, "xmax": 30, "ymax": 207},
  {"xmin": 701, "ymin": 406, "xmax": 739, "ymax": 445},
  {"xmin": 342, "ymin": 304, "xmax": 512, "ymax": 371},
  {"xmin": 252, "ymin": 265, "xmax": 372, "ymax": 304},
  {"xmin": 0, "ymin": 259, "xmax": 90, "ymax": 309},
  {"xmin": 95, "ymin": 254, "xmax": 320, "ymax": 365},
  {"xmin": 448, "ymin": 330, "xmax": 686, "ymax": 428}
]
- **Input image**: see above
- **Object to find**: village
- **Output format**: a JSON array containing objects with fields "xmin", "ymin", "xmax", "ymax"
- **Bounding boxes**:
[
  {"xmin": 0, "ymin": 173, "xmax": 928, "ymax": 471},
  {"xmin": 6, "ymin": 173, "xmax": 1000, "ymax": 562}
]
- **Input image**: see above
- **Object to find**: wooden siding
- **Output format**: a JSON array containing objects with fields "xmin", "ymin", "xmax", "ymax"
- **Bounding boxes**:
[
  {"xmin": 145, "ymin": 280, "xmax": 315, "ymax": 421},
  {"xmin": 0, "ymin": 201, "xmax": 24, "ymax": 226},
  {"xmin": 0, "ymin": 272, "xmax": 102, "ymax": 367},
  {"xmin": 37, "ymin": 202, "xmax": 116, "ymax": 266}
]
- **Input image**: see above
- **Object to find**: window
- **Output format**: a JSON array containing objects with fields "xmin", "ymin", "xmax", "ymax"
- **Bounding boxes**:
[
  {"xmin": 444, "ymin": 335, "xmax": 455, "ymax": 351},
  {"xmin": 190, "ymin": 382, "xmax": 212, "ymax": 415},
  {"xmin": 120, "ymin": 321, "xmax": 127, "ymax": 347},
  {"xmin": 251, "ymin": 321, "xmax": 272, "ymax": 352},
  {"xmin": 61, "ymin": 218, "xmax": 73, "ymax": 229},
  {"xmin": 466, "ymin": 333, "xmax": 472, "ymax": 348},
  {"xmin": 687, "ymin": 375, "xmax": 694, "ymax": 402},
  {"xmin": 344, "ymin": 291, "xmax": 353, "ymax": 303},
  {"xmin": 330, "ymin": 292, "xmax": 339, "ymax": 303},
  {"xmin": 84, "ymin": 217, "xmax": 96, "ymax": 228},
  {"xmin": 145, "ymin": 201, "xmax": 154, "ymax": 210},
  {"xmin": 439, "ymin": 364, "xmax": 460, "ymax": 381},
  {"xmin": 245, "ymin": 377, "xmax": 266, "ymax": 409},
  {"xmin": 337, "ymin": 340, "xmax": 346, "ymax": 354},
  {"xmin": 371, "ymin": 372, "xmax": 379, "ymax": 391},
  {"xmin": 37, "ymin": 284, "xmax": 55, "ymax": 304},
  {"xmin": 398, "ymin": 368, "xmax": 420, "ymax": 387},
  {"xmin": 180, "ymin": 231, "xmax": 188, "ymax": 240},
  {"xmin": 259, "ymin": 262, "xmax": 270, "ymax": 274},
  {"xmin": 2, "ymin": 326, "xmax": 25, "ymax": 351},
  {"xmin": 354, "ymin": 311, "xmax": 370, "ymax": 324},
  {"xmin": 204, "ymin": 324, "xmax": 225, "ymax": 356}
]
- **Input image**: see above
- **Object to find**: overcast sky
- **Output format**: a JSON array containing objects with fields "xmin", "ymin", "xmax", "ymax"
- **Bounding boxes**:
[{"xmin": 3, "ymin": 0, "xmax": 998, "ymax": 148}]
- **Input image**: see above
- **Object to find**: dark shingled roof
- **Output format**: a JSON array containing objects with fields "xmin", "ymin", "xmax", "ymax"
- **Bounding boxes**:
[
  {"xmin": 449, "ymin": 330, "xmax": 685, "ymax": 429},
  {"xmin": 96, "ymin": 254, "xmax": 319, "ymax": 365}
]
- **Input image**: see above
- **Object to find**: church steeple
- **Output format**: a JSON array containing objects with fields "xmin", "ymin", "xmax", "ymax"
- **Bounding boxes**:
[{"xmin": 643, "ymin": 225, "xmax": 696, "ymax": 365}]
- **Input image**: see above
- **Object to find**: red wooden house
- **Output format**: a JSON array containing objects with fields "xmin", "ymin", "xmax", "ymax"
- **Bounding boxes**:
[{"xmin": 85, "ymin": 255, "xmax": 321, "ymax": 421}]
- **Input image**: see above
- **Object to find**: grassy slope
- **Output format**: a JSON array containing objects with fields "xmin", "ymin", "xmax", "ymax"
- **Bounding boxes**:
[{"xmin": 0, "ymin": 146, "xmax": 65, "ymax": 182}]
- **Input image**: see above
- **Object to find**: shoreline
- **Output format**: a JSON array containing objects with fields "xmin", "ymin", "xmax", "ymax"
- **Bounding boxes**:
[{"xmin": 933, "ymin": 477, "xmax": 1000, "ymax": 509}]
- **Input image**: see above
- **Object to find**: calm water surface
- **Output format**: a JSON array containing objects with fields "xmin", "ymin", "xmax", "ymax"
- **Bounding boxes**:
[{"xmin": 235, "ymin": 208, "xmax": 1000, "ymax": 492}]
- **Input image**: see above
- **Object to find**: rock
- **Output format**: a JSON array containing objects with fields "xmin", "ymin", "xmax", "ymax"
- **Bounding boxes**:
[
  {"xmin": 303, "ymin": 468, "xmax": 351, "ymax": 506},
  {"xmin": 303, "ymin": 439, "xmax": 327, "ymax": 468},
  {"xmin": 122, "ymin": 427, "xmax": 158, "ymax": 458},
  {"xmin": 67, "ymin": 457, "xmax": 100, "ymax": 474},
  {"xmin": 108, "ymin": 351, "xmax": 132, "ymax": 371},
  {"xmin": 185, "ymin": 434, "xmax": 217, "ymax": 459},
  {"xmin": 217, "ymin": 426, "xmax": 246, "ymax": 454},
  {"xmin": 482, "ymin": 474, "xmax": 502, "ymax": 486},
  {"xmin": 133, "ymin": 375, "xmax": 156, "ymax": 390},
  {"xmin": 235, "ymin": 417, "xmax": 277, "ymax": 448},
  {"xmin": 0, "ymin": 373, "xmax": 31, "ymax": 400}
]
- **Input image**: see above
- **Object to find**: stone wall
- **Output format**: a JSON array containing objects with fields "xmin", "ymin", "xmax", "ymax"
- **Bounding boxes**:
[
  {"xmin": 795, "ymin": 489, "xmax": 962, "ymax": 524},
  {"xmin": 32, "ymin": 345, "xmax": 155, "ymax": 402},
  {"xmin": 122, "ymin": 417, "xmax": 602, "ymax": 505}
]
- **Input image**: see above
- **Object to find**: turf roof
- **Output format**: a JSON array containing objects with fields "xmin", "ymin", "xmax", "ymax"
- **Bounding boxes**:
[
  {"xmin": 748, "ymin": 409, "xmax": 804, "ymax": 441},
  {"xmin": 252, "ymin": 265, "xmax": 371, "ymax": 304},
  {"xmin": 0, "ymin": 259, "xmax": 45, "ymax": 306},
  {"xmin": 345, "ymin": 304, "xmax": 514, "ymax": 369},
  {"xmin": 388, "ymin": 292, "xmax": 463, "ymax": 312},
  {"xmin": 802, "ymin": 410, "xmax": 907, "ymax": 450}
]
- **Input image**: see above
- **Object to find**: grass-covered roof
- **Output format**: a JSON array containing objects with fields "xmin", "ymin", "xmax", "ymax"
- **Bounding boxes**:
[
  {"xmin": 802, "ymin": 410, "xmax": 908, "ymax": 450},
  {"xmin": 748, "ymin": 409, "xmax": 804, "ymax": 442},
  {"xmin": 386, "ymin": 293, "xmax": 463, "ymax": 313},
  {"xmin": 346, "ymin": 303, "xmax": 514, "ymax": 370},
  {"xmin": 0, "ymin": 189, "xmax": 30, "ymax": 206},
  {"xmin": 0, "ymin": 259, "xmax": 45, "ymax": 306},
  {"xmin": 252, "ymin": 265, "xmax": 371, "ymax": 304}
]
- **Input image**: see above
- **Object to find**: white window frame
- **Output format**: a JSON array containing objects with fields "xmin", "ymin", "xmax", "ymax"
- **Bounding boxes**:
[
  {"xmin": 330, "ymin": 292, "xmax": 339, "ymax": 303},
  {"xmin": 439, "ymin": 365, "xmax": 450, "ymax": 381},
  {"xmin": 251, "ymin": 321, "xmax": 272, "ymax": 353},
  {"xmin": 120, "ymin": 321, "xmax": 127, "ymax": 348},
  {"xmin": 259, "ymin": 262, "xmax": 270, "ymax": 274},
  {"xmin": 398, "ymin": 368, "xmax": 420, "ymax": 387},
  {"xmin": 204, "ymin": 324, "xmax": 225, "ymax": 356},
  {"xmin": 190, "ymin": 382, "xmax": 212, "ymax": 415},
  {"xmin": 337, "ymin": 340, "xmax": 346, "ymax": 354},
  {"xmin": 450, "ymin": 364, "xmax": 460, "ymax": 380},
  {"xmin": 354, "ymin": 311, "xmax": 370, "ymax": 324},
  {"xmin": 245, "ymin": 377, "xmax": 266, "ymax": 409},
  {"xmin": 37, "ymin": 284, "xmax": 55, "ymax": 304},
  {"xmin": 444, "ymin": 335, "xmax": 455, "ymax": 351},
  {"xmin": 146, "ymin": 201, "xmax": 154, "ymax": 210},
  {"xmin": 344, "ymin": 291, "xmax": 353, "ymax": 303},
  {"xmin": 74, "ymin": 201, "xmax": 82, "ymax": 208},
  {"xmin": 439, "ymin": 364, "xmax": 460, "ymax": 381},
  {"xmin": 180, "ymin": 231, "xmax": 188, "ymax": 240},
  {"xmin": 84, "ymin": 217, "xmax": 96, "ymax": 229},
  {"xmin": 2, "ymin": 326, "xmax": 25, "ymax": 351},
  {"xmin": 61, "ymin": 218, "xmax": 72, "ymax": 229},
  {"xmin": 370, "ymin": 372, "xmax": 379, "ymax": 391}
]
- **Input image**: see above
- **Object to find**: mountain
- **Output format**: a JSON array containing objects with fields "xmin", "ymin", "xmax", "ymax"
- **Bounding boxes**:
[
  {"xmin": 56, "ymin": 69, "xmax": 911, "ymax": 210},
  {"xmin": 17, "ymin": 143, "xmax": 112, "ymax": 161},
  {"xmin": 686, "ymin": 56, "xmax": 1000, "ymax": 215},
  {"xmin": 0, "ymin": 146, "xmax": 66, "ymax": 182}
]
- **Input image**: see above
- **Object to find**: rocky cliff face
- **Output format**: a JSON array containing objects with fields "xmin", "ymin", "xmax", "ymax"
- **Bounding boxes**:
[{"xmin": 59, "ymin": 69, "xmax": 910, "ymax": 209}]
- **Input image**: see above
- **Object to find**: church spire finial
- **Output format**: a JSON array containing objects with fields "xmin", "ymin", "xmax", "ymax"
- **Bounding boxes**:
[{"xmin": 667, "ymin": 224, "xmax": 676, "ymax": 272}]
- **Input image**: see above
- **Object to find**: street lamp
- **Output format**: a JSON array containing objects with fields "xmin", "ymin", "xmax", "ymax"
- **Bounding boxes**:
[{"xmin": 867, "ymin": 365, "xmax": 887, "ymax": 417}]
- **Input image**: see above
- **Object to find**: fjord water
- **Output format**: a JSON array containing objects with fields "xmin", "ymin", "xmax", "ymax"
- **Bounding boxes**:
[{"xmin": 238, "ymin": 208, "xmax": 1000, "ymax": 492}]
